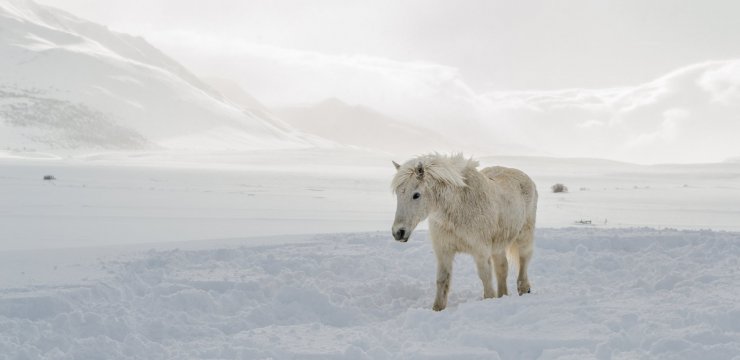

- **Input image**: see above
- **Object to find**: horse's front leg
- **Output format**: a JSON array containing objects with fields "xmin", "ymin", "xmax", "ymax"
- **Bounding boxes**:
[
  {"xmin": 474, "ymin": 254, "xmax": 495, "ymax": 299},
  {"xmin": 432, "ymin": 249, "xmax": 454, "ymax": 311}
]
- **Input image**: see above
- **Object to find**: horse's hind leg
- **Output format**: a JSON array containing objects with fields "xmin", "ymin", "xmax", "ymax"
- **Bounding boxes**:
[
  {"xmin": 474, "ymin": 254, "xmax": 496, "ymax": 299},
  {"xmin": 491, "ymin": 252, "xmax": 508, "ymax": 297},
  {"xmin": 516, "ymin": 232, "xmax": 534, "ymax": 295}
]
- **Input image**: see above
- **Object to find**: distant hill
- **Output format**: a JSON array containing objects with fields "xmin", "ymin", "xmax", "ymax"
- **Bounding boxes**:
[{"xmin": 275, "ymin": 98, "xmax": 481, "ymax": 156}]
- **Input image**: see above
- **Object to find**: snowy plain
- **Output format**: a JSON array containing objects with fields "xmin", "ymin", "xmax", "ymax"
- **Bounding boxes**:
[{"xmin": 1, "ymin": 149, "xmax": 740, "ymax": 359}]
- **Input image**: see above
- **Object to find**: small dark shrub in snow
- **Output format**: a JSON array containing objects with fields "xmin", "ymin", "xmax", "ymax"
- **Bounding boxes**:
[
  {"xmin": 43, "ymin": 175, "xmax": 56, "ymax": 181},
  {"xmin": 551, "ymin": 183, "xmax": 568, "ymax": 193}
]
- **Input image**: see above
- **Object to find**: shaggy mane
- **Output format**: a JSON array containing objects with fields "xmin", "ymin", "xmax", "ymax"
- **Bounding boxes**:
[{"xmin": 392, "ymin": 153, "xmax": 479, "ymax": 193}]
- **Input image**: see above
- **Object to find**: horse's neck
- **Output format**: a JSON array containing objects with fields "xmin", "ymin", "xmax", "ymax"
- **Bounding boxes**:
[{"xmin": 430, "ymin": 169, "xmax": 491, "ymax": 223}]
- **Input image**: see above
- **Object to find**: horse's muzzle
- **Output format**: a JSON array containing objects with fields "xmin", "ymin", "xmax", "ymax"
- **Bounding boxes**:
[{"xmin": 393, "ymin": 228, "xmax": 408, "ymax": 242}]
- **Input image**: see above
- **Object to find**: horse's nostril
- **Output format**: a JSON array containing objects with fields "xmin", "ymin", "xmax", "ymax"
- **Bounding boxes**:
[{"xmin": 398, "ymin": 229, "xmax": 406, "ymax": 238}]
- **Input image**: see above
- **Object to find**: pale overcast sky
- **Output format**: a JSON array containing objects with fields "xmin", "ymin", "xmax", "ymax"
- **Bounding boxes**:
[
  {"xmin": 39, "ymin": 0, "xmax": 740, "ymax": 91},
  {"xmin": 36, "ymin": 0, "xmax": 740, "ymax": 163}
]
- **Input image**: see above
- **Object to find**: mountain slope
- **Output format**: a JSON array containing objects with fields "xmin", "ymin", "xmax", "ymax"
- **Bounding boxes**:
[
  {"xmin": 0, "ymin": 0, "xmax": 309, "ymax": 153},
  {"xmin": 206, "ymin": 77, "xmax": 273, "ymax": 117},
  {"xmin": 276, "ymin": 98, "xmax": 473, "ymax": 156},
  {"xmin": 276, "ymin": 98, "xmax": 543, "ymax": 157}
]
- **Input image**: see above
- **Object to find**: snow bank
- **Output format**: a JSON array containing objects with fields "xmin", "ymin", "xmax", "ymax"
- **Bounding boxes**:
[{"xmin": 1, "ymin": 228, "xmax": 738, "ymax": 359}]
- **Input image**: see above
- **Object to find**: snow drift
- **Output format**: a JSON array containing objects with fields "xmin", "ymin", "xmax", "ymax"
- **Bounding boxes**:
[{"xmin": 0, "ymin": 228, "xmax": 738, "ymax": 359}]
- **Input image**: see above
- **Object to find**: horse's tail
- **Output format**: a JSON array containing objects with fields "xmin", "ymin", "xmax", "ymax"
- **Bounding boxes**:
[{"xmin": 506, "ymin": 242, "xmax": 520, "ymax": 272}]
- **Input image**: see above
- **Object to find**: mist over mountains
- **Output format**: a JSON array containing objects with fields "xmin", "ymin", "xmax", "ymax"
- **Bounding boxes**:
[
  {"xmin": 150, "ymin": 29, "xmax": 740, "ymax": 163},
  {"xmin": 2, "ymin": 0, "xmax": 740, "ymax": 164},
  {"xmin": 477, "ymin": 60, "xmax": 740, "ymax": 164}
]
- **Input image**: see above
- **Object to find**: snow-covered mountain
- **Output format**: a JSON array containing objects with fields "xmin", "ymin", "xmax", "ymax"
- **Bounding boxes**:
[
  {"xmin": 0, "ymin": 0, "xmax": 310, "ymax": 153},
  {"xmin": 275, "ymin": 98, "xmax": 462, "ymax": 156},
  {"xmin": 205, "ymin": 77, "xmax": 274, "ymax": 119}
]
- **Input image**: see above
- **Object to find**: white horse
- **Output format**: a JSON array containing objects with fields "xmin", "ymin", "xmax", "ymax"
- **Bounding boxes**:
[{"xmin": 391, "ymin": 153, "xmax": 538, "ymax": 311}]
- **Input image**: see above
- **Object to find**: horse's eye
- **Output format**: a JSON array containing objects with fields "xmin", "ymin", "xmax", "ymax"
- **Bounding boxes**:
[{"xmin": 412, "ymin": 192, "xmax": 421, "ymax": 200}]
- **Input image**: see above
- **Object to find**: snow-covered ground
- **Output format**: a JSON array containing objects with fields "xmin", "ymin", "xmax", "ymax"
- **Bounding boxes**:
[
  {"xmin": 2, "ymin": 150, "xmax": 739, "ymax": 250},
  {"xmin": 0, "ymin": 149, "xmax": 391, "ymax": 250},
  {"xmin": 1, "ymin": 151, "xmax": 740, "ymax": 359},
  {"xmin": 1, "ymin": 229, "xmax": 738, "ymax": 359}
]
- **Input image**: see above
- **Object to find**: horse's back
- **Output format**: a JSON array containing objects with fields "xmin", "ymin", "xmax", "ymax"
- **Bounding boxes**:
[
  {"xmin": 480, "ymin": 166, "xmax": 538, "ymax": 214},
  {"xmin": 480, "ymin": 166, "xmax": 536, "ymax": 191},
  {"xmin": 481, "ymin": 166, "xmax": 527, "ymax": 180}
]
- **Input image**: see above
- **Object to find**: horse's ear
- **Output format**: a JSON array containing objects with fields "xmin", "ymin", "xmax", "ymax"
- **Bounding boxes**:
[
  {"xmin": 415, "ymin": 162, "xmax": 424, "ymax": 180},
  {"xmin": 392, "ymin": 161, "xmax": 401, "ymax": 170}
]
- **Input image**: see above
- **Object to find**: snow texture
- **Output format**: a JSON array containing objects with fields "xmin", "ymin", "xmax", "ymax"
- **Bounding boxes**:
[{"xmin": 0, "ymin": 228, "xmax": 738, "ymax": 359}]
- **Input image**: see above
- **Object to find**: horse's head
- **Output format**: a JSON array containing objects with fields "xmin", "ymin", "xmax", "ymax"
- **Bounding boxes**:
[
  {"xmin": 391, "ymin": 160, "xmax": 431, "ymax": 242},
  {"xmin": 390, "ymin": 154, "xmax": 473, "ymax": 242}
]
